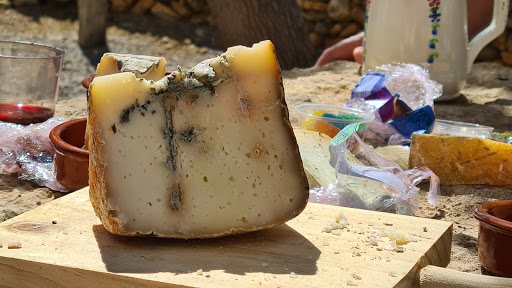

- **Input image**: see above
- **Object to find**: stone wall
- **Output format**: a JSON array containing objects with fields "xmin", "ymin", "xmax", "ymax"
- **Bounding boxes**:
[
  {"xmin": 110, "ymin": 0, "xmax": 512, "ymax": 64},
  {"xmin": 11, "ymin": 0, "xmax": 512, "ymax": 64}
]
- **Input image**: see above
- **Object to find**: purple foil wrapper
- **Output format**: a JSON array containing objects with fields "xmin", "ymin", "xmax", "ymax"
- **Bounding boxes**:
[{"xmin": 364, "ymin": 86, "xmax": 395, "ymax": 122}]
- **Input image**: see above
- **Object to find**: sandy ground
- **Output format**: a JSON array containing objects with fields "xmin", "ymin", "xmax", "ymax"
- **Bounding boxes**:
[{"xmin": 1, "ymin": 3, "xmax": 512, "ymax": 277}]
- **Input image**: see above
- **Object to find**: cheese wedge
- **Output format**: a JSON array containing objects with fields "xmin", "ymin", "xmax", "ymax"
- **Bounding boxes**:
[
  {"xmin": 88, "ymin": 41, "xmax": 309, "ymax": 238},
  {"xmin": 409, "ymin": 134, "xmax": 512, "ymax": 185},
  {"xmin": 95, "ymin": 53, "xmax": 167, "ymax": 81}
]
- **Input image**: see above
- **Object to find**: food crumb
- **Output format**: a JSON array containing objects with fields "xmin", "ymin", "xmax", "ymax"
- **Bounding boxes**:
[
  {"xmin": 347, "ymin": 280, "xmax": 358, "ymax": 286},
  {"xmin": 369, "ymin": 237, "xmax": 378, "ymax": 246},
  {"xmin": 334, "ymin": 251, "xmax": 340, "ymax": 254},
  {"xmin": 423, "ymin": 227, "xmax": 428, "ymax": 232},
  {"xmin": 196, "ymin": 269, "xmax": 203, "ymax": 275},
  {"xmin": 389, "ymin": 271, "xmax": 397, "ymax": 277},
  {"xmin": 290, "ymin": 272, "xmax": 297, "ymax": 279},
  {"xmin": 336, "ymin": 211, "xmax": 347, "ymax": 223},
  {"xmin": 385, "ymin": 257, "xmax": 391, "ymax": 262},
  {"xmin": 351, "ymin": 273, "xmax": 362, "ymax": 280},
  {"xmin": 205, "ymin": 273, "xmax": 210, "ymax": 278},
  {"xmin": 8, "ymin": 242, "xmax": 22, "ymax": 249}
]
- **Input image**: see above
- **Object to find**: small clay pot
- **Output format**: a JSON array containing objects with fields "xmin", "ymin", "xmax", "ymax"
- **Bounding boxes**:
[
  {"xmin": 82, "ymin": 74, "xmax": 95, "ymax": 89},
  {"xmin": 473, "ymin": 200, "xmax": 512, "ymax": 277},
  {"xmin": 49, "ymin": 118, "xmax": 89, "ymax": 191}
]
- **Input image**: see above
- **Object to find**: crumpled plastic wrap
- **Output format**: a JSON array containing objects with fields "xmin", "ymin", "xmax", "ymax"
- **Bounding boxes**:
[
  {"xmin": 348, "ymin": 63, "xmax": 442, "ymax": 145},
  {"xmin": 368, "ymin": 63, "xmax": 442, "ymax": 109},
  {"xmin": 310, "ymin": 126, "xmax": 439, "ymax": 215},
  {"xmin": 0, "ymin": 118, "xmax": 68, "ymax": 192}
]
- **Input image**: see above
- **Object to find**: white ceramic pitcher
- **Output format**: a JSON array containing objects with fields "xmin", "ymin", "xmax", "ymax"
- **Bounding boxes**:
[{"xmin": 362, "ymin": 0, "xmax": 509, "ymax": 101}]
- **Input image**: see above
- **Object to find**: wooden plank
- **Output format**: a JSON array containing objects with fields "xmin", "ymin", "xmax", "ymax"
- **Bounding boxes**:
[
  {"xmin": 78, "ymin": 0, "xmax": 108, "ymax": 48},
  {"xmin": 0, "ymin": 188, "xmax": 452, "ymax": 288}
]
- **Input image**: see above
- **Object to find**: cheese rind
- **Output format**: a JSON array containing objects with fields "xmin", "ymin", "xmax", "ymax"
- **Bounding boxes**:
[
  {"xmin": 88, "ymin": 41, "xmax": 309, "ymax": 238},
  {"xmin": 96, "ymin": 53, "xmax": 167, "ymax": 81},
  {"xmin": 409, "ymin": 134, "xmax": 512, "ymax": 185}
]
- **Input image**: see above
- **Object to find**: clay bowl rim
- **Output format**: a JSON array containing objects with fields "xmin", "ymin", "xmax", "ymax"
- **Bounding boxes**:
[
  {"xmin": 49, "ymin": 118, "xmax": 89, "ymax": 159},
  {"xmin": 473, "ymin": 200, "xmax": 512, "ymax": 236}
]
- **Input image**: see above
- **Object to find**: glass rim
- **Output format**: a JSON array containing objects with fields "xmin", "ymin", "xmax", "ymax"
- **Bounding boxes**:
[{"xmin": 0, "ymin": 40, "xmax": 65, "ymax": 59}]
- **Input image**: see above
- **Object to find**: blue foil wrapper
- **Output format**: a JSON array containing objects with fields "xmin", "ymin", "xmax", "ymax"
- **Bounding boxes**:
[
  {"xmin": 389, "ymin": 105, "xmax": 436, "ymax": 138},
  {"xmin": 351, "ymin": 73, "xmax": 387, "ymax": 99}
]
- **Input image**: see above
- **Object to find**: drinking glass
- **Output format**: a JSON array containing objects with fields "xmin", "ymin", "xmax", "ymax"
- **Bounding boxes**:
[{"xmin": 0, "ymin": 41, "xmax": 64, "ymax": 124}]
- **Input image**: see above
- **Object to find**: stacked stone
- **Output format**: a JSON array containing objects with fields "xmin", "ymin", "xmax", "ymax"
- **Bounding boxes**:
[
  {"xmin": 111, "ymin": 0, "xmax": 212, "ymax": 25},
  {"xmin": 10, "ymin": 0, "xmax": 512, "ymax": 65},
  {"xmin": 297, "ymin": 0, "xmax": 365, "ymax": 50}
]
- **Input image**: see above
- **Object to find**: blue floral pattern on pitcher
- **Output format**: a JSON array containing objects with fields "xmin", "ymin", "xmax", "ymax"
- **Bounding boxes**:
[{"xmin": 427, "ymin": 0, "xmax": 441, "ymax": 64}]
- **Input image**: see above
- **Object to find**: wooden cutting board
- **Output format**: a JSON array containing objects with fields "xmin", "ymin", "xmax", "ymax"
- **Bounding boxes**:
[{"xmin": 0, "ymin": 187, "xmax": 452, "ymax": 288}]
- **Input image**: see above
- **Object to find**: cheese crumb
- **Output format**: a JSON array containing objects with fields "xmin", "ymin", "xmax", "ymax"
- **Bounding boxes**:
[
  {"xmin": 387, "ymin": 230, "xmax": 410, "ymax": 245},
  {"xmin": 332, "ymin": 230, "xmax": 343, "ymax": 236},
  {"xmin": 290, "ymin": 272, "xmax": 297, "ymax": 279},
  {"xmin": 351, "ymin": 273, "xmax": 362, "ymax": 280},
  {"xmin": 8, "ymin": 242, "xmax": 22, "ymax": 249},
  {"xmin": 336, "ymin": 211, "xmax": 347, "ymax": 223},
  {"xmin": 196, "ymin": 269, "xmax": 203, "ymax": 275}
]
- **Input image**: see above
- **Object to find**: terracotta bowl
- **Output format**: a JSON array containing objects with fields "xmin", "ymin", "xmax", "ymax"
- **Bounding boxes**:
[
  {"xmin": 49, "ymin": 118, "xmax": 89, "ymax": 191},
  {"xmin": 473, "ymin": 200, "xmax": 512, "ymax": 277},
  {"xmin": 82, "ymin": 74, "xmax": 95, "ymax": 89}
]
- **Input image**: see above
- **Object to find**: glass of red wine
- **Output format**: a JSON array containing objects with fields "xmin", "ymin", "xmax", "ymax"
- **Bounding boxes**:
[{"xmin": 0, "ymin": 41, "xmax": 64, "ymax": 125}]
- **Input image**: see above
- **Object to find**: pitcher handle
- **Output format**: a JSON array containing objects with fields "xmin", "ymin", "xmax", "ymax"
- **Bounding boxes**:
[{"xmin": 467, "ymin": 0, "xmax": 509, "ymax": 71}]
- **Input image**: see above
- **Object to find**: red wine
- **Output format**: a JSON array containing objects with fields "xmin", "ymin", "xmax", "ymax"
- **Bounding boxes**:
[{"xmin": 0, "ymin": 104, "xmax": 54, "ymax": 125}]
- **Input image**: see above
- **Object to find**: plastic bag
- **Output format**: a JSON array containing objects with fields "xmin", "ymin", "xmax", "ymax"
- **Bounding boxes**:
[
  {"xmin": 0, "ymin": 118, "xmax": 68, "ymax": 192},
  {"xmin": 348, "ymin": 63, "xmax": 441, "ymax": 145},
  {"xmin": 310, "ymin": 123, "xmax": 439, "ymax": 215}
]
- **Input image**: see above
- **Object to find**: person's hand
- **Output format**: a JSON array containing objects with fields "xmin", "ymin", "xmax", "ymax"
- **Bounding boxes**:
[{"xmin": 315, "ymin": 32, "xmax": 364, "ymax": 66}]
